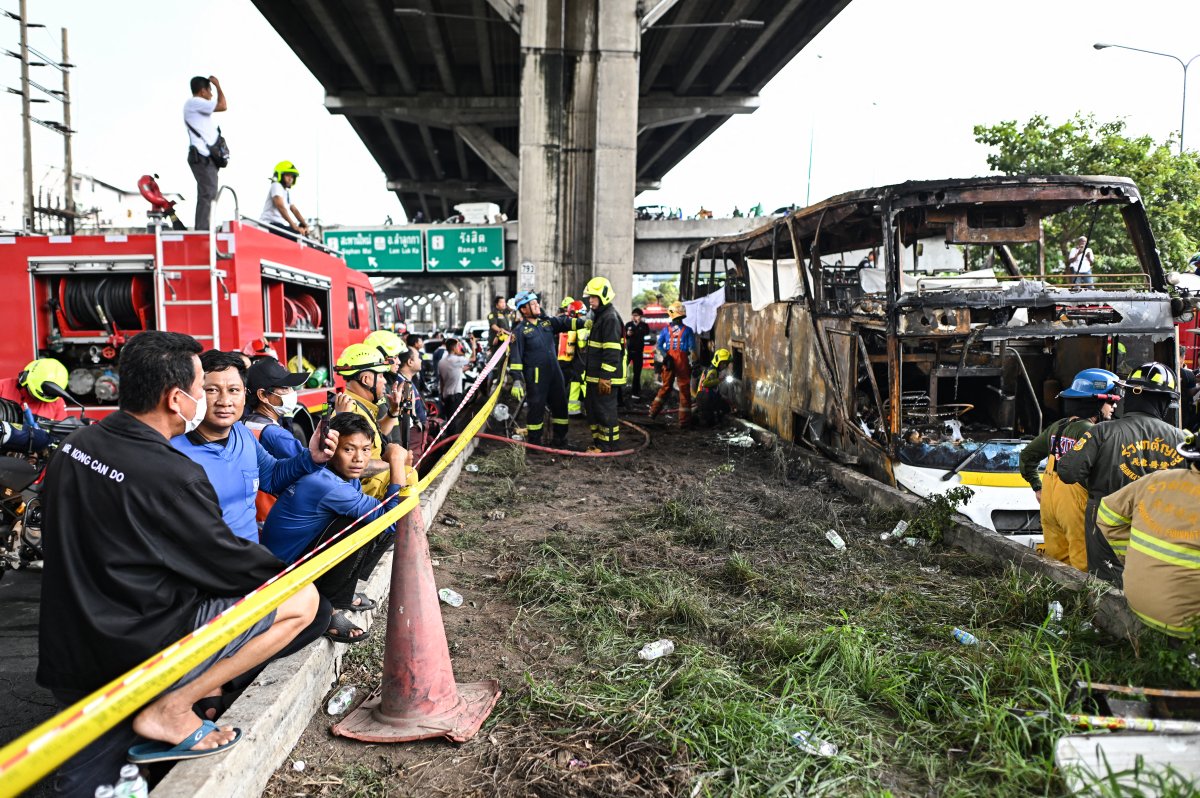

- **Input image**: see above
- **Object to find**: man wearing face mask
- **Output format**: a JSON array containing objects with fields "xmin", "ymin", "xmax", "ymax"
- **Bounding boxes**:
[
  {"xmin": 335, "ymin": 343, "xmax": 408, "ymax": 500},
  {"xmin": 37, "ymin": 331, "xmax": 320, "ymax": 793},
  {"xmin": 244, "ymin": 358, "xmax": 310, "ymax": 458}
]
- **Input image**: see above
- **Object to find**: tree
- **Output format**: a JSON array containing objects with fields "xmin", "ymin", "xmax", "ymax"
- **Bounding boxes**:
[
  {"xmin": 973, "ymin": 114, "xmax": 1200, "ymax": 273},
  {"xmin": 631, "ymin": 278, "xmax": 679, "ymax": 310}
]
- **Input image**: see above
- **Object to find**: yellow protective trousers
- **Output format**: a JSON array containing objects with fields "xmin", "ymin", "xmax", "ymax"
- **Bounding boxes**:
[{"xmin": 1040, "ymin": 459, "xmax": 1088, "ymax": 572}]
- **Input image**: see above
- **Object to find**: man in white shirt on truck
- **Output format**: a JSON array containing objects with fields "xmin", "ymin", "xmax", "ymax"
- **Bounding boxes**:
[
  {"xmin": 183, "ymin": 75, "xmax": 227, "ymax": 231},
  {"xmin": 1067, "ymin": 235, "xmax": 1095, "ymax": 286}
]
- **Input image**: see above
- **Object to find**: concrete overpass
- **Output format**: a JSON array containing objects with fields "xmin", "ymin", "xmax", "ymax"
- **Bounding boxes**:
[{"xmin": 251, "ymin": 0, "xmax": 849, "ymax": 315}]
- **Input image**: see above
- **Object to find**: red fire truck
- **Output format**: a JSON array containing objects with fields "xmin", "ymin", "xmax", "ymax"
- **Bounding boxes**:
[{"xmin": 0, "ymin": 221, "xmax": 379, "ymax": 438}]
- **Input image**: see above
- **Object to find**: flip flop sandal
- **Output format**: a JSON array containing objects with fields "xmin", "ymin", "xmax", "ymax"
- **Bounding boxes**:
[
  {"xmin": 127, "ymin": 720, "xmax": 242, "ymax": 764},
  {"xmin": 323, "ymin": 610, "xmax": 372, "ymax": 644},
  {"xmin": 333, "ymin": 592, "xmax": 377, "ymax": 612}
]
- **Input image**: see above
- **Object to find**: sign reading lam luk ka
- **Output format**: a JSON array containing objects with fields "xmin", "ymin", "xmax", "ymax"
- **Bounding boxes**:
[{"xmin": 324, "ymin": 229, "xmax": 423, "ymax": 272}]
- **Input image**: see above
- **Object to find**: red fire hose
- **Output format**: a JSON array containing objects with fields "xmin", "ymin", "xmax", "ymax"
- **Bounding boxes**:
[{"xmin": 418, "ymin": 418, "xmax": 652, "ymax": 461}]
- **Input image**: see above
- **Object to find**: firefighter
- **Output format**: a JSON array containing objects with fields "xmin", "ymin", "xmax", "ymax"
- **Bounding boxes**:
[
  {"xmin": 487, "ymin": 295, "xmax": 511, "ymax": 360},
  {"xmin": 1017, "ymin": 368, "xmax": 1121, "ymax": 572},
  {"xmin": 1056, "ymin": 361, "xmax": 1188, "ymax": 585},
  {"xmin": 261, "ymin": 160, "xmax": 309, "ymax": 238},
  {"xmin": 1096, "ymin": 434, "xmax": 1200, "ymax": 638},
  {"xmin": 0, "ymin": 358, "xmax": 70, "ymax": 421},
  {"xmin": 556, "ymin": 300, "xmax": 585, "ymax": 416},
  {"xmin": 649, "ymin": 301, "xmax": 696, "ymax": 427},
  {"xmin": 558, "ymin": 296, "xmax": 575, "ymax": 318},
  {"xmin": 509, "ymin": 291, "xmax": 575, "ymax": 448},
  {"xmin": 696, "ymin": 348, "xmax": 735, "ymax": 427},
  {"xmin": 334, "ymin": 343, "xmax": 408, "ymax": 499},
  {"xmin": 581, "ymin": 277, "xmax": 626, "ymax": 452}
]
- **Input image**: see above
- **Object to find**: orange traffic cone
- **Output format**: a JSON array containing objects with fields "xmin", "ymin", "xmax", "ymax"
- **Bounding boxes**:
[{"xmin": 332, "ymin": 487, "xmax": 499, "ymax": 743}]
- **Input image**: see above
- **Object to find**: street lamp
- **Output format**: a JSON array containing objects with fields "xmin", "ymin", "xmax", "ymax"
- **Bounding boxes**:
[{"xmin": 1094, "ymin": 42, "xmax": 1200, "ymax": 154}]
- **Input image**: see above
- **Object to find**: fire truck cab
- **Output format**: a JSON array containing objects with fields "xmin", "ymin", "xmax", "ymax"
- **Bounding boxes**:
[{"xmin": 0, "ymin": 221, "xmax": 379, "ymax": 439}]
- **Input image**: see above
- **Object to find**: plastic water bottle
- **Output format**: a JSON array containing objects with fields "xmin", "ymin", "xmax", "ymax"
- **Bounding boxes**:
[
  {"xmin": 326, "ymin": 685, "xmax": 357, "ymax": 715},
  {"xmin": 94, "ymin": 787, "xmax": 115, "ymax": 798},
  {"xmin": 114, "ymin": 765, "xmax": 147, "ymax": 798},
  {"xmin": 637, "ymin": 639, "xmax": 675, "ymax": 660},
  {"xmin": 951, "ymin": 628, "xmax": 978, "ymax": 646},
  {"xmin": 1048, "ymin": 601, "xmax": 1064, "ymax": 622},
  {"xmin": 465, "ymin": 463, "xmax": 480, "ymax": 473},
  {"xmin": 790, "ymin": 730, "xmax": 838, "ymax": 757},
  {"xmin": 881, "ymin": 520, "xmax": 908, "ymax": 541},
  {"xmin": 824, "ymin": 529, "xmax": 846, "ymax": 550},
  {"xmin": 438, "ymin": 588, "xmax": 464, "ymax": 607}
]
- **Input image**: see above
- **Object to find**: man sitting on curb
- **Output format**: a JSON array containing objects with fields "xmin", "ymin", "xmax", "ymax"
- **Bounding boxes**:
[
  {"xmin": 37, "ymin": 331, "xmax": 320, "ymax": 793},
  {"xmin": 262, "ymin": 413, "xmax": 409, "ymax": 643}
]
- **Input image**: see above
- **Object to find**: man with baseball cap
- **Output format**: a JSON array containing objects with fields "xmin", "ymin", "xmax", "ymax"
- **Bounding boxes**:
[{"xmin": 244, "ymin": 358, "xmax": 311, "ymax": 459}]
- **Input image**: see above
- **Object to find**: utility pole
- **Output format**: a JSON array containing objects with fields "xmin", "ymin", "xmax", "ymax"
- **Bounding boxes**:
[
  {"xmin": 19, "ymin": 0, "xmax": 34, "ymax": 230},
  {"xmin": 60, "ymin": 27, "xmax": 72, "ymax": 232}
]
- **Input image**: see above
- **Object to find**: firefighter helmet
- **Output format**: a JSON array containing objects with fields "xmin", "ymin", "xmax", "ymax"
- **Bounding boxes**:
[
  {"xmin": 567, "ymin": 300, "xmax": 585, "ymax": 316},
  {"xmin": 242, "ymin": 337, "xmax": 278, "ymax": 360},
  {"xmin": 1179, "ymin": 433, "xmax": 1200, "ymax": 462},
  {"xmin": 667, "ymin": 300, "xmax": 686, "ymax": 319},
  {"xmin": 582, "ymin": 276, "xmax": 615, "ymax": 306},
  {"xmin": 560, "ymin": 296, "xmax": 575, "ymax": 309},
  {"xmin": 18, "ymin": 358, "xmax": 69, "ymax": 403},
  {"xmin": 1189, "ymin": 253, "xmax": 1200, "ymax": 273},
  {"xmin": 335, "ymin": 343, "xmax": 389, "ymax": 376},
  {"xmin": 1118, "ymin": 361, "xmax": 1179, "ymax": 398},
  {"xmin": 364, "ymin": 329, "xmax": 406, "ymax": 359},
  {"xmin": 273, "ymin": 160, "xmax": 299, "ymax": 184},
  {"xmin": 514, "ymin": 291, "xmax": 538, "ymax": 310},
  {"xmin": 712, "ymin": 348, "xmax": 732, "ymax": 368},
  {"xmin": 288, "ymin": 354, "xmax": 315, "ymax": 375},
  {"xmin": 1058, "ymin": 368, "xmax": 1120, "ymax": 401}
]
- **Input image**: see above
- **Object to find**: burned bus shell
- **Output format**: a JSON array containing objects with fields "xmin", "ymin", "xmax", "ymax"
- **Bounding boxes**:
[{"xmin": 681, "ymin": 176, "xmax": 1182, "ymax": 544}]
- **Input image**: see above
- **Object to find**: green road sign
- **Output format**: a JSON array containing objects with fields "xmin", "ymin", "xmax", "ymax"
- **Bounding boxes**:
[
  {"xmin": 425, "ymin": 226, "xmax": 505, "ymax": 271},
  {"xmin": 324, "ymin": 229, "xmax": 423, "ymax": 272}
]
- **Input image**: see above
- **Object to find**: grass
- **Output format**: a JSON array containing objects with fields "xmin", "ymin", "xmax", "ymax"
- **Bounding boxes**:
[{"xmin": 498, "ymin": 471, "xmax": 1200, "ymax": 798}]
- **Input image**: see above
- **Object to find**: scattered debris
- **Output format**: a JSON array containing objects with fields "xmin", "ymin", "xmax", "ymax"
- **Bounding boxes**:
[
  {"xmin": 790, "ymin": 730, "xmax": 838, "ymax": 757},
  {"xmin": 1048, "ymin": 601, "xmax": 1064, "ymax": 622},
  {"xmin": 952, "ymin": 628, "xmax": 979, "ymax": 646},
  {"xmin": 637, "ymin": 639, "xmax": 675, "ymax": 661},
  {"xmin": 824, "ymin": 529, "xmax": 847, "ymax": 551},
  {"xmin": 466, "ymin": 463, "xmax": 480, "ymax": 473},
  {"xmin": 567, "ymin": 758, "xmax": 590, "ymax": 770},
  {"xmin": 920, "ymin": 565, "xmax": 941, "ymax": 574},
  {"xmin": 292, "ymin": 760, "xmax": 305, "ymax": 772},
  {"xmin": 880, "ymin": 519, "xmax": 908, "ymax": 542},
  {"xmin": 439, "ymin": 588, "xmax": 464, "ymax": 608},
  {"xmin": 441, "ymin": 515, "xmax": 462, "ymax": 527},
  {"xmin": 902, "ymin": 537, "xmax": 926, "ymax": 548},
  {"xmin": 716, "ymin": 431, "xmax": 755, "ymax": 448},
  {"xmin": 488, "ymin": 509, "xmax": 506, "ymax": 521},
  {"xmin": 326, "ymin": 686, "xmax": 357, "ymax": 715}
]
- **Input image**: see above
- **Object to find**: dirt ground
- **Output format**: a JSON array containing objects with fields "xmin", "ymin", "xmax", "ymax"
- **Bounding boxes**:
[{"xmin": 260, "ymin": 401, "xmax": 1195, "ymax": 798}]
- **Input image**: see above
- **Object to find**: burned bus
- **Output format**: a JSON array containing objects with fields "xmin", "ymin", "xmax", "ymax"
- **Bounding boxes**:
[{"xmin": 680, "ymin": 176, "xmax": 1189, "ymax": 546}]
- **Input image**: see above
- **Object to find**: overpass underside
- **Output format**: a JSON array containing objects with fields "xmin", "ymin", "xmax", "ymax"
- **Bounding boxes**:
[{"xmin": 251, "ymin": 0, "xmax": 849, "ymax": 315}]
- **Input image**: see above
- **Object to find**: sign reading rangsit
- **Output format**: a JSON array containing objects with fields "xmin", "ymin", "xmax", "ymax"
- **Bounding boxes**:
[{"xmin": 325, "ymin": 226, "xmax": 505, "ymax": 273}]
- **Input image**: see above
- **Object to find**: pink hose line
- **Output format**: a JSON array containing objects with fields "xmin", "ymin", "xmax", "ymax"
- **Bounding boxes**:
[{"xmin": 419, "ymin": 418, "xmax": 652, "ymax": 460}]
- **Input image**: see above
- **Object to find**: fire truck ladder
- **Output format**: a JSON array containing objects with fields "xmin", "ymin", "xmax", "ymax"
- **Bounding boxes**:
[{"xmin": 153, "ymin": 226, "xmax": 228, "ymax": 348}]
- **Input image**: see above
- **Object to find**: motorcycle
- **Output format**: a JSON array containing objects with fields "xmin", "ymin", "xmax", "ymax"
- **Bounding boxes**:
[{"xmin": 0, "ymin": 384, "xmax": 91, "ymax": 579}]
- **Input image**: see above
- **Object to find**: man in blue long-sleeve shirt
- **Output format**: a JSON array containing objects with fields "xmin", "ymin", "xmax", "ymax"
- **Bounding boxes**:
[
  {"xmin": 172, "ymin": 351, "xmax": 338, "ymax": 542},
  {"xmin": 262, "ymin": 412, "xmax": 408, "ymax": 642}
]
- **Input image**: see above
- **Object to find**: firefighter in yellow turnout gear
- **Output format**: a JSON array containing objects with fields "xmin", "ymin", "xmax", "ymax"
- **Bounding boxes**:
[
  {"xmin": 581, "ymin": 277, "xmax": 626, "ymax": 452},
  {"xmin": 1096, "ymin": 434, "xmax": 1200, "ymax": 638},
  {"xmin": 1018, "ymin": 369, "xmax": 1120, "ymax": 571}
]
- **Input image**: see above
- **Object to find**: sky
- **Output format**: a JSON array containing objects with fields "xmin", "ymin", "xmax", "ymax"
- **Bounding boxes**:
[{"xmin": 2, "ymin": 0, "xmax": 1199, "ymax": 230}]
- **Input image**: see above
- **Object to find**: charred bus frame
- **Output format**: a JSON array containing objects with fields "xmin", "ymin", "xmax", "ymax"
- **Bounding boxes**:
[{"xmin": 681, "ymin": 176, "xmax": 1185, "ymax": 538}]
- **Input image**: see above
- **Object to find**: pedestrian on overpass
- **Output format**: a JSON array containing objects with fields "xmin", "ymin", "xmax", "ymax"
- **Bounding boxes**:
[
  {"xmin": 581, "ymin": 277, "xmax": 626, "ymax": 452},
  {"xmin": 509, "ymin": 291, "xmax": 577, "ymax": 448},
  {"xmin": 183, "ymin": 75, "xmax": 227, "ymax": 231},
  {"xmin": 649, "ymin": 301, "xmax": 696, "ymax": 427},
  {"xmin": 37, "ymin": 331, "xmax": 320, "ymax": 791}
]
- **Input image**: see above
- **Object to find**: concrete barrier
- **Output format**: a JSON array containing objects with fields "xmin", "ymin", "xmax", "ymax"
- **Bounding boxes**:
[
  {"xmin": 733, "ymin": 419, "xmax": 1142, "ymax": 644},
  {"xmin": 151, "ymin": 438, "xmax": 479, "ymax": 797}
]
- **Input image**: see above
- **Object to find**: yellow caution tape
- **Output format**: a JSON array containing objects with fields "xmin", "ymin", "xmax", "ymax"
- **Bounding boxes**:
[{"xmin": 0, "ymin": 361, "xmax": 508, "ymax": 796}]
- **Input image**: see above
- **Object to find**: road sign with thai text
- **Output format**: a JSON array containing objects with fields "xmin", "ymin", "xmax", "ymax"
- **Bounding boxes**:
[
  {"xmin": 324, "ymin": 229, "xmax": 424, "ymax": 272},
  {"xmin": 425, "ymin": 226, "xmax": 505, "ymax": 272}
]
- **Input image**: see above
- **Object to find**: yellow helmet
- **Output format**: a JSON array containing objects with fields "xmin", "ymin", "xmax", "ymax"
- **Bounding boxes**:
[
  {"xmin": 364, "ymin": 329, "xmax": 406, "ymax": 359},
  {"xmin": 288, "ymin": 354, "xmax": 316, "ymax": 374},
  {"xmin": 19, "ymin": 358, "xmax": 69, "ymax": 403},
  {"xmin": 582, "ymin": 276, "xmax": 615, "ymax": 306},
  {"xmin": 273, "ymin": 160, "xmax": 299, "ymax": 184},
  {"xmin": 712, "ymin": 348, "xmax": 732, "ymax": 367},
  {"xmin": 667, "ymin": 300, "xmax": 686, "ymax": 319},
  {"xmin": 560, "ymin": 296, "xmax": 575, "ymax": 309},
  {"xmin": 335, "ymin": 343, "xmax": 389, "ymax": 376}
]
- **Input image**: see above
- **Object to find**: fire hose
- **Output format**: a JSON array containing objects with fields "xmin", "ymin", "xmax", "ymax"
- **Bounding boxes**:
[{"xmin": 419, "ymin": 417, "xmax": 652, "ymax": 460}]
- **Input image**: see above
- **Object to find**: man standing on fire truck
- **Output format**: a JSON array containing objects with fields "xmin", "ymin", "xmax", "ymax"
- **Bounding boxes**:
[{"xmin": 183, "ymin": 75, "xmax": 227, "ymax": 231}]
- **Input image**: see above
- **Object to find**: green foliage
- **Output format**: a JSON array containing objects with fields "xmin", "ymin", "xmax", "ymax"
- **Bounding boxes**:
[
  {"xmin": 632, "ymin": 277, "xmax": 680, "ymax": 311},
  {"xmin": 906, "ymin": 486, "xmax": 974, "ymax": 544},
  {"xmin": 973, "ymin": 114, "xmax": 1200, "ymax": 272}
]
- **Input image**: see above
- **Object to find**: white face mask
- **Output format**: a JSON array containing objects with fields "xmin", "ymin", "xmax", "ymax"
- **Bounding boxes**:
[
  {"xmin": 277, "ymin": 390, "xmax": 300, "ymax": 418},
  {"xmin": 177, "ymin": 389, "xmax": 207, "ymax": 434}
]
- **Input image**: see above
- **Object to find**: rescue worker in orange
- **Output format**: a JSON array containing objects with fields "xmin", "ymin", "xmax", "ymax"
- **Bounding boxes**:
[
  {"xmin": 649, "ymin": 301, "xmax": 696, "ymax": 427},
  {"xmin": 1057, "ymin": 361, "xmax": 1188, "ymax": 585},
  {"xmin": 0, "ymin": 358, "xmax": 70, "ymax": 421},
  {"xmin": 1096, "ymin": 433, "xmax": 1200, "ymax": 638},
  {"xmin": 1018, "ymin": 369, "xmax": 1120, "ymax": 571}
]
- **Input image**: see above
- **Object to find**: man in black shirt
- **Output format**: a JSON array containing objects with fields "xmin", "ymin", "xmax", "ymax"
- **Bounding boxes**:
[
  {"xmin": 38, "ymin": 331, "xmax": 320, "ymax": 792},
  {"xmin": 623, "ymin": 307, "xmax": 651, "ymax": 403}
]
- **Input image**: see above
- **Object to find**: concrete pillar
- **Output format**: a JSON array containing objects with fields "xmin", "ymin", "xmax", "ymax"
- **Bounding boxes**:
[{"xmin": 517, "ymin": 0, "xmax": 639, "ymax": 318}]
